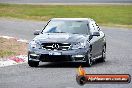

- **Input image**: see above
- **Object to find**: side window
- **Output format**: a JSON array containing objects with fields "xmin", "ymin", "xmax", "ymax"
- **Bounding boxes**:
[{"xmin": 86, "ymin": 24, "xmax": 91, "ymax": 35}]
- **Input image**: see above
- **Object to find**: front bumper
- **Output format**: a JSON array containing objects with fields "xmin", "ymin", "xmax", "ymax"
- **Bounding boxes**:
[{"xmin": 28, "ymin": 48, "xmax": 88, "ymax": 62}]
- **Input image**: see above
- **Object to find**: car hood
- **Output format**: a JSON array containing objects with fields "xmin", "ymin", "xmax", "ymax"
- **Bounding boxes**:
[{"xmin": 33, "ymin": 33, "xmax": 88, "ymax": 44}]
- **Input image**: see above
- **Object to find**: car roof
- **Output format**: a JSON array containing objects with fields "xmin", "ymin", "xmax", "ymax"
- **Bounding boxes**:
[{"xmin": 51, "ymin": 18, "xmax": 94, "ymax": 22}]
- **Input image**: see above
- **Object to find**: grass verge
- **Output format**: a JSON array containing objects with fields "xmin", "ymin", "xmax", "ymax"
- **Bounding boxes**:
[
  {"xmin": 0, "ymin": 37, "xmax": 27, "ymax": 59},
  {"xmin": 0, "ymin": 3, "xmax": 132, "ymax": 27}
]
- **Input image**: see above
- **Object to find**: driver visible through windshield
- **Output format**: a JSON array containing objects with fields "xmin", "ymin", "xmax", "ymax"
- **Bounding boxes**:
[{"xmin": 42, "ymin": 20, "xmax": 89, "ymax": 34}]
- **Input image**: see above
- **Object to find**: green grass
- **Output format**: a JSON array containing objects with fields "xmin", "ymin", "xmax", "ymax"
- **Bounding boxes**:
[
  {"xmin": 0, "ymin": 3, "xmax": 132, "ymax": 26},
  {"xmin": 0, "ymin": 50, "xmax": 15, "ymax": 58}
]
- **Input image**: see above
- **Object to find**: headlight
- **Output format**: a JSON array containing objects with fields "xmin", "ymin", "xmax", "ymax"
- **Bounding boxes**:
[
  {"xmin": 30, "ymin": 41, "xmax": 41, "ymax": 49},
  {"xmin": 72, "ymin": 42, "xmax": 86, "ymax": 49}
]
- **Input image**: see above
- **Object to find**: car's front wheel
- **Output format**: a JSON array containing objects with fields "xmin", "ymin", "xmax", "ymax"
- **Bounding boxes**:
[
  {"xmin": 85, "ymin": 51, "xmax": 93, "ymax": 67},
  {"xmin": 28, "ymin": 60, "xmax": 39, "ymax": 67},
  {"xmin": 28, "ymin": 52, "xmax": 39, "ymax": 67}
]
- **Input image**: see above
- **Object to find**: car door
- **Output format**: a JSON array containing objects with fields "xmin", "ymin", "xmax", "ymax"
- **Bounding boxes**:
[{"xmin": 89, "ymin": 21, "xmax": 100, "ymax": 58}]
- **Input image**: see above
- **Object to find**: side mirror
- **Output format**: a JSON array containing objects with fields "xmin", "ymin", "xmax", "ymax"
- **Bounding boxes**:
[
  {"xmin": 34, "ymin": 30, "xmax": 40, "ymax": 35},
  {"xmin": 92, "ymin": 32, "xmax": 100, "ymax": 36}
]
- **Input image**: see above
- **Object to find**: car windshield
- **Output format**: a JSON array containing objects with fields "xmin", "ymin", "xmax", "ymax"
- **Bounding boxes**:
[{"xmin": 42, "ymin": 20, "xmax": 89, "ymax": 34}]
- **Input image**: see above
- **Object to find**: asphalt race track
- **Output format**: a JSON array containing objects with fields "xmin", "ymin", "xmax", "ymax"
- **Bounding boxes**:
[
  {"xmin": 0, "ymin": 19, "xmax": 132, "ymax": 88},
  {"xmin": 0, "ymin": 0, "xmax": 132, "ymax": 4}
]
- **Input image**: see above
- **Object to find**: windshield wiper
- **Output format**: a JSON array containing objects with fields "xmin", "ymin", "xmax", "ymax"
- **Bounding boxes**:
[
  {"xmin": 54, "ymin": 32, "xmax": 66, "ymax": 33},
  {"xmin": 72, "ymin": 33, "xmax": 79, "ymax": 34}
]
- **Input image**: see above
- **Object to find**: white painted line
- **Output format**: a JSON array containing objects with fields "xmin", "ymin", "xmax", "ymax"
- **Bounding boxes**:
[
  {"xmin": 0, "ymin": 60, "xmax": 17, "ymax": 67},
  {"xmin": 0, "ymin": 35, "xmax": 28, "ymax": 43},
  {"xmin": 17, "ymin": 39, "xmax": 28, "ymax": 43},
  {"xmin": 0, "ymin": 36, "xmax": 14, "ymax": 39}
]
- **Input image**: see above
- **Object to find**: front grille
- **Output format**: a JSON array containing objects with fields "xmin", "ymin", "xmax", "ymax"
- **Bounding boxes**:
[{"xmin": 41, "ymin": 43, "xmax": 71, "ymax": 50}]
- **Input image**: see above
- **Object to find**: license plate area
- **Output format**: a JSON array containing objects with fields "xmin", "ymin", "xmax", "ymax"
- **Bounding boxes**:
[{"xmin": 49, "ymin": 52, "xmax": 61, "ymax": 55}]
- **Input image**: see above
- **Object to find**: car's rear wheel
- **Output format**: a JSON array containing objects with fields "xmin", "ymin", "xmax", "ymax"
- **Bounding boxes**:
[
  {"xmin": 98, "ymin": 46, "xmax": 106, "ymax": 62},
  {"xmin": 85, "ymin": 51, "xmax": 93, "ymax": 67}
]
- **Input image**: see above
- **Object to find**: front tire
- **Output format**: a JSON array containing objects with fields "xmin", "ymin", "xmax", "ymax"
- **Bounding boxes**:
[
  {"xmin": 28, "ymin": 60, "xmax": 39, "ymax": 67},
  {"xmin": 85, "ymin": 51, "xmax": 93, "ymax": 67},
  {"xmin": 28, "ymin": 52, "xmax": 39, "ymax": 67}
]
